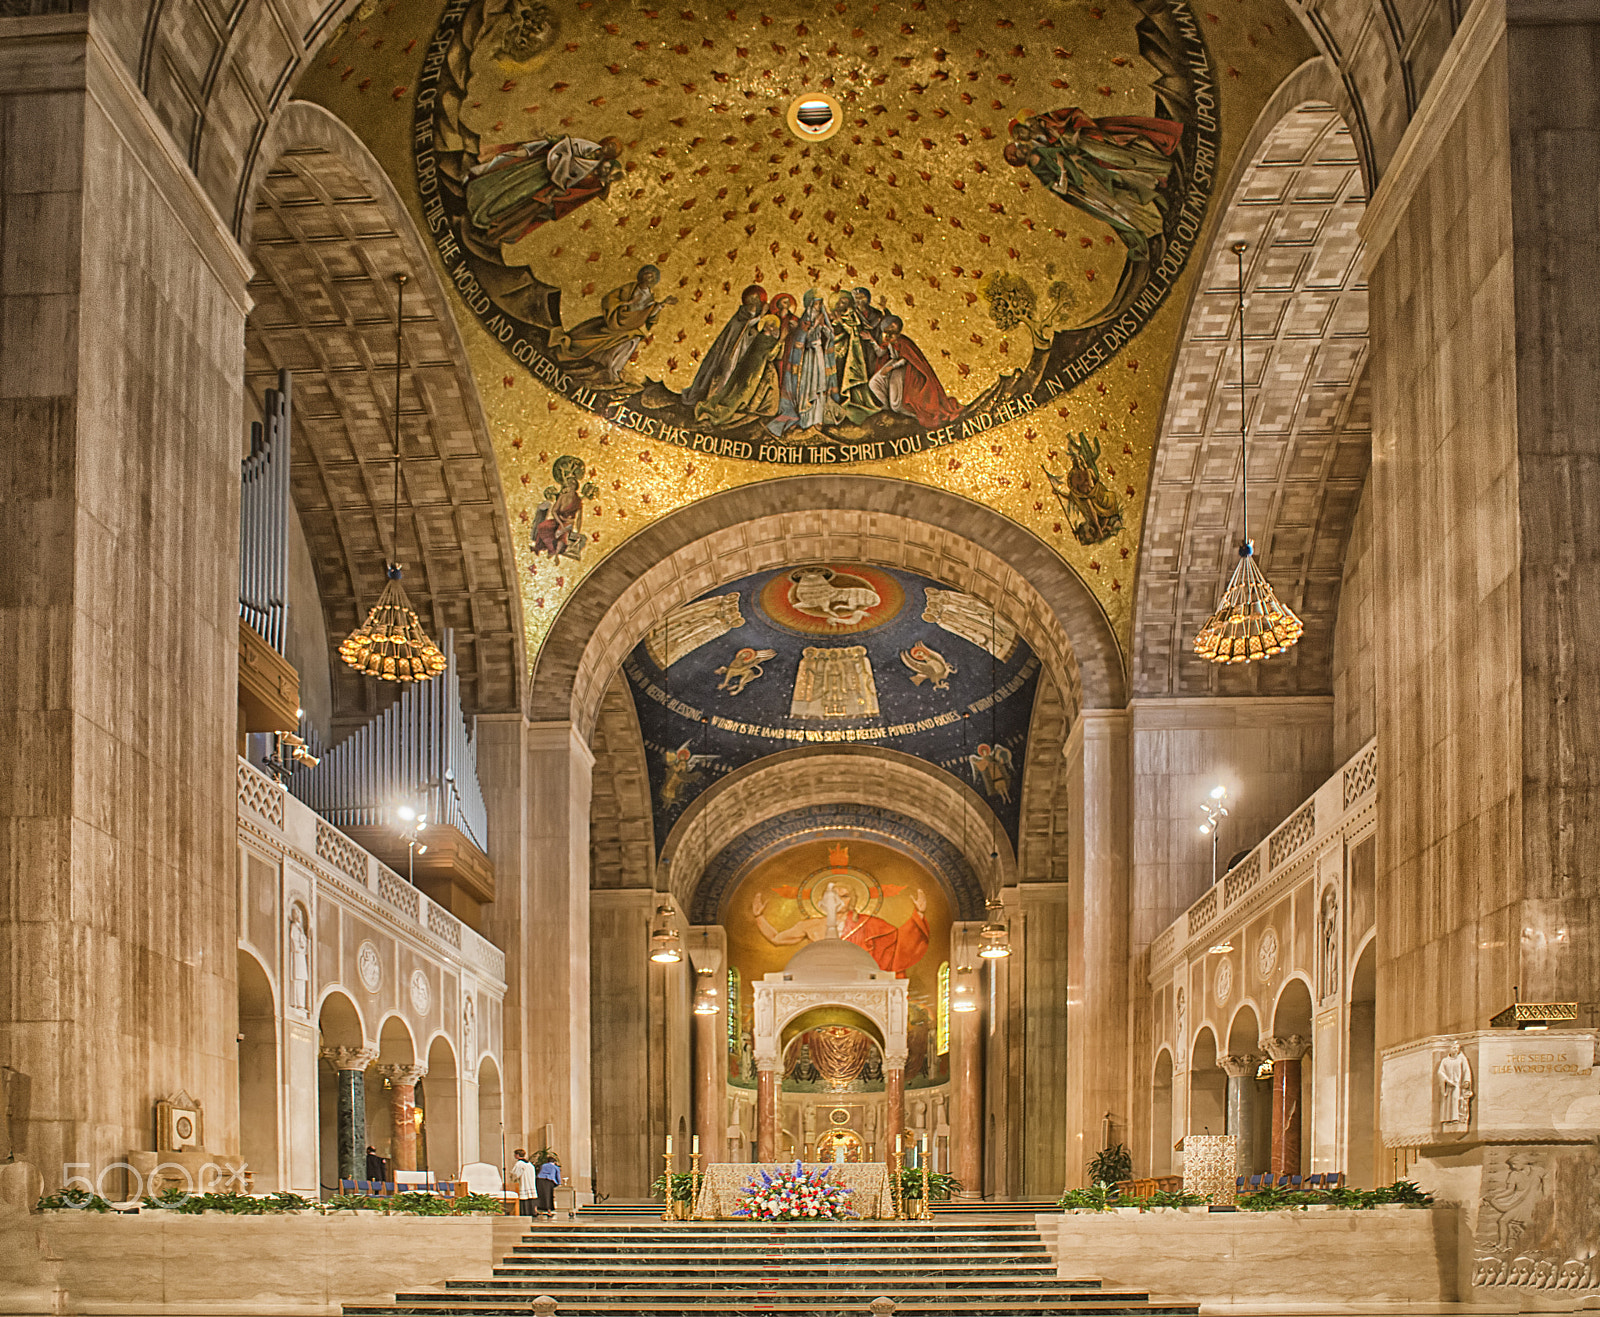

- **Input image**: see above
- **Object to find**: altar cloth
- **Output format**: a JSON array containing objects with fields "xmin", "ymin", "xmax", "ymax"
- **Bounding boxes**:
[{"xmin": 692, "ymin": 1161, "xmax": 897, "ymax": 1220}]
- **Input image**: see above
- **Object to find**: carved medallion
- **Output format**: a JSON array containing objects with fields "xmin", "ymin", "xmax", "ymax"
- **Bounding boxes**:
[
  {"xmin": 410, "ymin": 970, "xmax": 432, "ymax": 1015},
  {"xmin": 357, "ymin": 941, "xmax": 382, "ymax": 993},
  {"xmin": 1256, "ymin": 927, "xmax": 1280, "ymax": 980},
  {"xmin": 1214, "ymin": 956, "xmax": 1234, "ymax": 1004}
]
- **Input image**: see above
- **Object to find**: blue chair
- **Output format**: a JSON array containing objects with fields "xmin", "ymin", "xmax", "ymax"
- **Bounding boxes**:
[
  {"xmin": 1250, "ymin": 1174, "xmax": 1265, "ymax": 1189},
  {"xmin": 339, "ymin": 1179, "xmax": 356, "ymax": 1194}
]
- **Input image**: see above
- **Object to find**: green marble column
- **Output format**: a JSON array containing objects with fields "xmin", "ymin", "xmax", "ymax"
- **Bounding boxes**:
[{"xmin": 323, "ymin": 1046, "xmax": 378, "ymax": 1183}]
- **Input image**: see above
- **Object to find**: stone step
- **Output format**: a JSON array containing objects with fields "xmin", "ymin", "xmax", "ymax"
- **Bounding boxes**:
[
  {"xmin": 351, "ymin": 1306, "xmax": 1192, "ymax": 1317},
  {"xmin": 504, "ymin": 1247, "xmax": 1051, "ymax": 1261},
  {"xmin": 497, "ymin": 1262, "xmax": 1057, "ymax": 1274},
  {"xmin": 451, "ymin": 1286, "xmax": 1107, "ymax": 1299}
]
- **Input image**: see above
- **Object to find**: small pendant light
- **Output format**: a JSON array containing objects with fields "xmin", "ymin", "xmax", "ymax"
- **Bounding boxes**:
[
  {"xmin": 1193, "ymin": 244, "xmax": 1304, "ymax": 664},
  {"xmin": 339, "ymin": 273, "xmax": 447, "ymax": 683}
]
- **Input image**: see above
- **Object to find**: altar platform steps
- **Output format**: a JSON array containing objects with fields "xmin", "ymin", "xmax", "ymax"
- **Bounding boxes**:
[{"xmin": 344, "ymin": 1221, "xmax": 1199, "ymax": 1317}]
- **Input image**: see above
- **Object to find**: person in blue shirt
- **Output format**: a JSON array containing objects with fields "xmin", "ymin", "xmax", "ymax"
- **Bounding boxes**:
[{"xmin": 536, "ymin": 1154, "xmax": 562, "ymax": 1218}]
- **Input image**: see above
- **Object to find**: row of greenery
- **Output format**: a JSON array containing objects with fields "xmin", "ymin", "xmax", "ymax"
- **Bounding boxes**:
[
  {"xmin": 36, "ymin": 1187, "xmax": 509, "ymax": 1215},
  {"xmin": 651, "ymin": 1167, "xmax": 965, "ymax": 1205},
  {"xmin": 1056, "ymin": 1179, "xmax": 1434, "ymax": 1212}
]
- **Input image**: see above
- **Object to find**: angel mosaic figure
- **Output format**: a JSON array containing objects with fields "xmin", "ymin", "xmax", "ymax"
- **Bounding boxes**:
[
  {"xmin": 968, "ymin": 742, "xmax": 1015, "ymax": 804},
  {"xmin": 659, "ymin": 740, "xmax": 717, "ymax": 807}
]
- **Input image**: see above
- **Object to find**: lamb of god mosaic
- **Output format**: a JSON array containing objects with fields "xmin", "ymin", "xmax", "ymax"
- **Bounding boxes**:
[{"xmin": 414, "ymin": 0, "xmax": 1219, "ymax": 464}]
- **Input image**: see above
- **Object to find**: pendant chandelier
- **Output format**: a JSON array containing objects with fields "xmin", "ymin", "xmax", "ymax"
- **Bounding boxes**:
[
  {"xmin": 1192, "ymin": 243, "xmax": 1303, "ymax": 664},
  {"xmin": 338, "ymin": 273, "xmax": 447, "ymax": 683}
]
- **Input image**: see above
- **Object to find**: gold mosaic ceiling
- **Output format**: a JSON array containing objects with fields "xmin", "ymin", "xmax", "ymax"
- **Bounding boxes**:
[{"xmin": 295, "ymin": 0, "xmax": 1313, "ymax": 673}]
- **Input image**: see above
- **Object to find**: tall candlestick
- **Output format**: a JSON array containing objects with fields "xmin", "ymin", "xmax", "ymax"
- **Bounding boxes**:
[
  {"xmin": 661, "ymin": 1142, "xmax": 675, "ymax": 1222},
  {"xmin": 921, "ymin": 1134, "xmax": 932, "ymax": 1220}
]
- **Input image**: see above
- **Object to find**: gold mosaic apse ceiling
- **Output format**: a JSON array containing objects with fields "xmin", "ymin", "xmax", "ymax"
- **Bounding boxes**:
[{"xmin": 297, "ymin": 0, "xmax": 1313, "ymax": 672}]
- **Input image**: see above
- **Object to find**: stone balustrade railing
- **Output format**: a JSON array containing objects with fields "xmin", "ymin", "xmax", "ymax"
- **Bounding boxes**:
[
  {"xmin": 237, "ymin": 757, "xmax": 506, "ymax": 984},
  {"xmin": 1150, "ymin": 738, "xmax": 1377, "ymax": 973}
]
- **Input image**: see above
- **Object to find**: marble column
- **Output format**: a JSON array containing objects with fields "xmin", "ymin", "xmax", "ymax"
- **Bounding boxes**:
[
  {"xmin": 1065, "ymin": 711, "xmax": 1131, "ymax": 1188},
  {"xmin": 377, "ymin": 1064, "xmax": 428, "ymax": 1173},
  {"xmin": 1219, "ymin": 1054, "xmax": 1260, "ymax": 1178},
  {"xmin": 693, "ymin": 1005, "xmax": 723, "ymax": 1161},
  {"xmin": 526, "ymin": 723, "xmax": 595, "ymax": 1189},
  {"xmin": 689, "ymin": 928, "xmax": 726, "ymax": 1164},
  {"xmin": 0, "ymin": 14, "xmax": 251, "ymax": 1191},
  {"xmin": 323, "ymin": 1047, "xmax": 378, "ymax": 1183},
  {"xmin": 1264, "ymin": 1035, "xmax": 1309, "ymax": 1176},
  {"xmin": 885, "ymin": 1064, "xmax": 906, "ymax": 1169},
  {"xmin": 950, "ymin": 923, "xmax": 983, "ymax": 1199},
  {"xmin": 756, "ymin": 1068, "xmax": 778, "ymax": 1162}
]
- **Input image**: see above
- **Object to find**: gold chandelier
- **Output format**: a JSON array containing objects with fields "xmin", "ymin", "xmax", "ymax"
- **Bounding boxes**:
[
  {"xmin": 340, "ymin": 273, "xmax": 446, "ymax": 684},
  {"xmin": 1194, "ymin": 244, "xmax": 1303, "ymax": 665}
]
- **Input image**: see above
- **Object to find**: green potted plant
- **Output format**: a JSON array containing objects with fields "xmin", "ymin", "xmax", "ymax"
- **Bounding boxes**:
[
  {"xmin": 650, "ymin": 1170, "xmax": 699, "ymax": 1218},
  {"xmin": 897, "ymin": 1168, "xmax": 963, "ymax": 1203},
  {"xmin": 1086, "ymin": 1143, "xmax": 1133, "ymax": 1186}
]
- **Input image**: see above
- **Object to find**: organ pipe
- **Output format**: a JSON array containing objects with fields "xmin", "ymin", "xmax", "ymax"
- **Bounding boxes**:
[
  {"xmin": 239, "ymin": 369, "xmax": 291, "ymax": 653},
  {"xmin": 289, "ymin": 629, "xmax": 489, "ymax": 855}
]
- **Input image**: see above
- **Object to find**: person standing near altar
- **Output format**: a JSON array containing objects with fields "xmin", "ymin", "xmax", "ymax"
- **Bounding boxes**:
[
  {"xmin": 536, "ymin": 1154, "xmax": 563, "ymax": 1218},
  {"xmin": 511, "ymin": 1148, "xmax": 539, "ymax": 1217}
]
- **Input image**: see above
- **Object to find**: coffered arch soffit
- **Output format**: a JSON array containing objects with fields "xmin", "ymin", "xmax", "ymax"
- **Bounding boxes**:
[
  {"xmin": 536, "ymin": 482, "xmax": 1120, "ymax": 743},
  {"xmin": 590, "ymin": 670, "xmax": 657, "ymax": 892},
  {"xmin": 1132, "ymin": 87, "xmax": 1370, "ymax": 698},
  {"xmin": 665, "ymin": 745, "xmax": 1014, "ymax": 921},
  {"xmin": 242, "ymin": 101, "xmax": 527, "ymax": 725}
]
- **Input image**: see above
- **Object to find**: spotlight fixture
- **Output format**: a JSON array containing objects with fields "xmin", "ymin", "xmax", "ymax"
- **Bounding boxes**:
[
  {"xmin": 951, "ymin": 964, "xmax": 979, "ymax": 1012},
  {"xmin": 649, "ymin": 903, "xmax": 683, "ymax": 963},
  {"xmin": 395, "ymin": 803, "xmax": 429, "ymax": 884},
  {"xmin": 261, "ymin": 730, "xmax": 320, "ymax": 782},
  {"xmin": 340, "ymin": 273, "xmax": 446, "ymax": 684},
  {"xmin": 1208, "ymin": 942, "xmax": 1234, "ymax": 955},
  {"xmin": 1199, "ymin": 786, "xmax": 1228, "ymax": 886},
  {"xmin": 978, "ymin": 901, "xmax": 1012, "ymax": 959},
  {"xmin": 1193, "ymin": 244, "xmax": 1303, "ymax": 664}
]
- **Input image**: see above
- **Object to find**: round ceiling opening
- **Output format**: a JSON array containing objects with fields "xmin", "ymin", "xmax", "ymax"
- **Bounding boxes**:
[{"xmin": 786, "ymin": 94, "xmax": 841, "ymax": 141}]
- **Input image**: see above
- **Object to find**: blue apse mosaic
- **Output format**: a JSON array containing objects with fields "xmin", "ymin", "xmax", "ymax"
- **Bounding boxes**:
[
  {"xmin": 687, "ymin": 804, "xmax": 988, "ymax": 926},
  {"xmin": 625, "ymin": 562, "xmax": 1041, "ymax": 856}
]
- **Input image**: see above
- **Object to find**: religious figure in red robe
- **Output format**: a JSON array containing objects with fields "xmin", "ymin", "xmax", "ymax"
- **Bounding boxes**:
[
  {"xmin": 752, "ymin": 884, "xmax": 930, "ymax": 975},
  {"xmin": 866, "ymin": 316, "xmax": 961, "ymax": 429}
]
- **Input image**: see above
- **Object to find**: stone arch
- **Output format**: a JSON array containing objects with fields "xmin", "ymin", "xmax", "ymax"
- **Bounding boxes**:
[
  {"xmin": 589, "ymin": 672, "xmax": 656, "ymax": 892},
  {"xmin": 377, "ymin": 1012, "xmax": 417, "ymax": 1064},
  {"xmin": 668, "ymin": 746, "xmax": 1013, "ymax": 919},
  {"xmin": 240, "ymin": 100, "xmax": 525, "ymax": 730},
  {"xmin": 1226, "ymin": 1002, "xmax": 1263, "ymax": 1056},
  {"xmin": 315, "ymin": 986, "xmax": 367, "ymax": 1047},
  {"xmin": 532, "ymin": 482, "xmax": 1127, "ymax": 742},
  {"xmin": 1134, "ymin": 77, "xmax": 1371, "ymax": 699},
  {"xmin": 1272, "ymin": 974, "xmax": 1316, "ymax": 1037}
]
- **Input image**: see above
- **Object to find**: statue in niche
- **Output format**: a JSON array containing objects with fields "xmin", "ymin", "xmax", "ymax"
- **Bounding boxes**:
[
  {"xmin": 287, "ymin": 903, "xmax": 311, "ymax": 1014},
  {"xmin": 1438, "ymin": 1041, "xmax": 1474, "ymax": 1126},
  {"xmin": 1175, "ymin": 989, "xmax": 1187, "ymax": 1069},
  {"xmin": 462, "ymin": 995, "xmax": 477, "ymax": 1065},
  {"xmin": 1319, "ymin": 886, "xmax": 1340, "ymax": 1000}
]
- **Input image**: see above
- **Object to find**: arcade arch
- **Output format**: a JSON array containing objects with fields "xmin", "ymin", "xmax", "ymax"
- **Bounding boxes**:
[{"xmin": 237, "ymin": 950, "xmax": 281, "ymax": 1192}]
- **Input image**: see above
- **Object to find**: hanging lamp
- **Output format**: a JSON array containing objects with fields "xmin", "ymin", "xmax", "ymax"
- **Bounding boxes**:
[
  {"xmin": 339, "ymin": 273, "xmax": 447, "ymax": 683},
  {"xmin": 951, "ymin": 964, "xmax": 979, "ymax": 1012},
  {"xmin": 978, "ymin": 900, "xmax": 1012, "ymax": 959},
  {"xmin": 1192, "ymin": 243, "xmax": 1304, "ymax": 664},
  {"xmin": 650, "ymin": 903, "xmax": 684, "ymax": 963}
]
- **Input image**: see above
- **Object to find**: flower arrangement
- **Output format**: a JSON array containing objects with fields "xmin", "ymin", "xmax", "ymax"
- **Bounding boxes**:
[{"xmin": 734, "ymin": 1162, "xmax": 855, "ymax": 1221}]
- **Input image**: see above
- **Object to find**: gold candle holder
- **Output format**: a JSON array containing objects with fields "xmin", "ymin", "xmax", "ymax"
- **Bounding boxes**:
[
  {"xmin": 890, "ymin": 1146, "xmax": 903, "ymax": 1220},
  {"xmin": 920, "ymin": 1139, "xmax": 932, "ymax": 1220},
  {"xmin": 661, "ymin": 1143, "xmax": 674, "ymax": 1221},
  {"xmin": 689, "ymin": 1148, "xmax": 701, "ymax": 1222}
]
